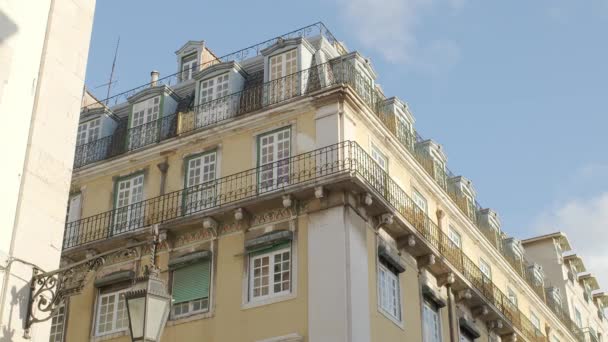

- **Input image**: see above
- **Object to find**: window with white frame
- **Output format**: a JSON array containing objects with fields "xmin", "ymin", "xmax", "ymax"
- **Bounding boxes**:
[
  {"xmin": 171, "ymin": 260, "xmax": 211, "ymax": 318},
  {"xmin": 508, "ymin": 287, "xmax": 518, "ymax": 307},
  {"xmin": 413, "ymin": 188, "xmax": 428, "ymax": 214},
  {"xmin": 113, "ymin": 174, "xmax": 144, "ymax": 233},
  {"xmin": 371, "ymin": 144, "xmax": 388, "ymax": 171},
  {"xmin": 378, "ymin": 261, "xmax": 401, "ymax": 321},
  {"xmin": 530, "ymin": 311, "xmax": 541, "ymax": 331},
  {"xmin": 268, "ymin": 49, "xmax": 298, "ymax": 102},
  {"xmin": 197, "ymin": 73, "xmax": 230, "ymax": 126},
  {"xmin": 448, "ymin": 226, "xmax": 462, "ymax": 249},
  {"xmin": 423, "ymin": 299, "xmax": 442, "ymax": 342},
  {"xmin": 76, "ymin": 118, "xmax": 101, "ymax": 146},
  {"xmin": 130, "ymin": 96, "xmax": 161, "ymax": 149},
  {"xmin": 479, "ymin": 258, "xmax": 492, "ymax": 280},
  {"xmin": 95, "ymin": 290, "xmax": 128, "ymax": 336},
  {"xmin": 64, "ymin": 194, "xmax": 82, "ymax": 248},
  {"xmin": 49, "ymin": 304, "xmax": 66, "ymax": 342},
  {"xmin": 258, "ymin": 128, "xmax": 291, "ymax": 191},
  {"xmin": 575, "ymin": 307, "xmax": 582, "ymax": 328},
  {"xmin": 249, "ymin": 243, "xmax": 291, "ymax": 301},
  {"xmin": 184, "ymin": 151, "xmax": 217, "ymax": 213},
  {"xmin": 181, "ymin": 53, "xmax": 198, "ymax": 81}
]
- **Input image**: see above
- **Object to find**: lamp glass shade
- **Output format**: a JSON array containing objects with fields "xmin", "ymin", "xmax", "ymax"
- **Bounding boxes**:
[
  {"xmin": 145, "ymin": 296, "xmax": 170, "ymax": 340},
  {"xmin": 126, "ymin": 296, "xmax": 145, "ymax": 339}
]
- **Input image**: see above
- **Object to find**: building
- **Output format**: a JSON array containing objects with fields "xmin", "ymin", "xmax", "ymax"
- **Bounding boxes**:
[
  {"xmin": 56, "ymin": 22, "xmax": 607, "ymax": 342},
  {"xmin": 0, "ymin": 0, "xmax": 95, "ymax": 341}
]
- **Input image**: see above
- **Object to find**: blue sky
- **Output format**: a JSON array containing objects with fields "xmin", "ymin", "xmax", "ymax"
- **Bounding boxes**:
[{"xmin": 85, "ymin": 0, "xmax": 608, "ymax": 283}]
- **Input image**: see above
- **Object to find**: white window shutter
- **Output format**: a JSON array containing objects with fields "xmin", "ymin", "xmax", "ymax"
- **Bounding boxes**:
[{"xmin": 67, "ymin": 194, "xmax": 82, "ymax": 223}]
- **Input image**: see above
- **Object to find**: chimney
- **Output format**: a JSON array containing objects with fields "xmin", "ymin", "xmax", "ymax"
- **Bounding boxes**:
[{"xmin": 150, "ymin": 70, "xmax": 159, "ymax": 87}]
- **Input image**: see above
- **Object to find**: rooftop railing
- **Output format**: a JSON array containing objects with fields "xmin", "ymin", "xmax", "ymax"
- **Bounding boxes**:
[
  {"xmin": 82, "ymin": 22, "xmax": 346, "ymax": 110},
  {"xmin": 64, "ymin": 140, "xmax": 545, "ymax": 341}
]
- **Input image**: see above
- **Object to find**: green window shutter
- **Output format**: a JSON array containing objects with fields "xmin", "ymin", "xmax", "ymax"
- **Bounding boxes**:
[
  {"xmin": 172, "ymin": 260, "xmax": 210, "ymax": 304},
  {"xmin": 249, "ymin": 242, "xmax": 291, "ymax": 257}
]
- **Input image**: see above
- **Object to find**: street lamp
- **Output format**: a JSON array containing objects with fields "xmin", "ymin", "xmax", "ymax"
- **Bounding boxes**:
[
  {"xmin": 124, "ymin": 271, "xmax": 171, "ymax": 341},
  {"xmin": 124, "ymin": 231, "xmax": 171, "ymax": 342}
]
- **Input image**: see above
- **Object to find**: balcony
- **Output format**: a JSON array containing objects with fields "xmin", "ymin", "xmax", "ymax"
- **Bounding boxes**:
[{"xmin": 64, "ymin": 140, "xmax": 546, "ymax": 342}]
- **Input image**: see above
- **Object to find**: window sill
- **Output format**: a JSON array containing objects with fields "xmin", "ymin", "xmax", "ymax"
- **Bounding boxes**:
[
  {"xmin": 91, "ymin": 330, "xmax": 128, "ymax": 342},
  {"xmin": 168, "ymin": 310, "xmax": 214, "ymax": 326},
  {"xmin": 378, "ymin": 307, "xmax": 404, "ymax": 330},
  {"xmin": 242, "ymin": 293, "xmax": 297, "ymax": 310}
]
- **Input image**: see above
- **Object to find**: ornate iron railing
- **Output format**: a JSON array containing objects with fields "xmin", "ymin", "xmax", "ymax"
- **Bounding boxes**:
[
  {"xmin": 83, "ymin": 22, "xmax": 346, "ymax": 110},
  {"xmin": 64, "ymin": 140, "xmax": 548, "ymax": 341},
  {"xmin": 74, "ymin": 58, "xmax": 365, "ymax": 169}
]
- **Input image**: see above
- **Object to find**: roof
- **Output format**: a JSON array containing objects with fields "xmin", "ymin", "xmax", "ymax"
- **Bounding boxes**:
[{"xmin": 521, "ymin": 232, "xmax": 572, "ymax": 251}]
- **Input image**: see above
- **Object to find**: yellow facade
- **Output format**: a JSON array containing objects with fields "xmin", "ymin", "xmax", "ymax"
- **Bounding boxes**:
[{"xmin": 53, "ymin": 23, "xmax": 607, "ymax": 342}]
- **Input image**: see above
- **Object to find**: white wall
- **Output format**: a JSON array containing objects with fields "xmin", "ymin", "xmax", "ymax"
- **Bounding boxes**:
[{"xmin": 0, "ymin": 0, "xmax": 95, "ymax": 340}]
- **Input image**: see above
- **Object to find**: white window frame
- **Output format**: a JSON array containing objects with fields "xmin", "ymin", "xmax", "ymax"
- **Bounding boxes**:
[
  {"xmin": 423, "ymin": 299, "xmax": 442, "ymax": 342},
  {"xmin": 530, "ymin": 311, "xmax": 541, "ymax": 331},
  {"xmin": 575, "ymin": 307, "xmax": 582, "ymax": 328},
  {"xmin": 479, "ymin": 258, "xmax": 492, "ymax": 280},
  {"xmin": 268, "ymin": 49, "xmax": 298, "ymax": 103},
  {"xmin": 76, "ymin": 118, "xmax": 101, "ymax": 146},
  {"xmin": 49, "ymin": 304, "xmax": 67, "ymax": 342},
  {"xmin": 257, "ymin": 127, "xmax": 291, "ymax": 192},
  {"xmin": 196, "ymin": 73, "xmax": 231, "ymax": 127},
  {"xmin": 248, "ymin": 245, "xmax": 292, "ymax": 302},
  {"xmin": 508, "ymin": 287, "xmax": 518, "ymax": 307},
  {"xmin": 95, "ymin": 290, "xmax": 128, "ymax": 336},
  {"xmin": 412, "ymin": 188, "xmax": 428, "ymax": 214},
  {"xmin": 113, "ymin": 174, "xmax": 145, "ymax": 233},
  {"xmin": 378, "ymin": 262, "xmax": 401, "ymax": 322},
  {"xmin": 131, "ymin": 96, "xmax": 160, "ymax": 128},
  {"xmin": 184, "ymin": 151, "xmax": 217, "ymax": 214},
  {"xmin": 180, "ymin": 52, "xmax": 198, "ymax": 82},
  {"xmin": 371, "ymin": 143, "xmax": 388, "ymax": 171},
  {"xmin": 448, "ymin": 226, "xmax": 462, "ymax": 249}
]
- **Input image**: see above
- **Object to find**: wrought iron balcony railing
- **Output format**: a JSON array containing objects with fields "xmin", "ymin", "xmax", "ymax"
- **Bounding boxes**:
[
  {"xmin": 64, "ymin": 140, "xmax": 546, "ymax": 341},
  {"xmin": 74, "ymin": 57, "xmax": 372, "ymax": 169},
  {"xmin": 82, "ymin": 22, "xmax": 346, "ymax": 110}
]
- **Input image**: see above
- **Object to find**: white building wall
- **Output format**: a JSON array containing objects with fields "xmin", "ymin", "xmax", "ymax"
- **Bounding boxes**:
[{"xmin": 0, "ymin": 0, "xmax": 95, "ymax": 340}]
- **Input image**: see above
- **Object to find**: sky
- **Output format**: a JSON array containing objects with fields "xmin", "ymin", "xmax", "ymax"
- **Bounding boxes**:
[{"xmin": 84, "ymin": 0, "xmax": 608, "ymax": 287}]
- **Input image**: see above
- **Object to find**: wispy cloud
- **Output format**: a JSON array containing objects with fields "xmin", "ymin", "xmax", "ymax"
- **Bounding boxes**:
[
  {"xmin": 532, "ymin": 193, "xmax": 608, "ymax": 290},
  {"xmin": 336, "ymin": 0, "xmax": 463, "ymax": 73}
]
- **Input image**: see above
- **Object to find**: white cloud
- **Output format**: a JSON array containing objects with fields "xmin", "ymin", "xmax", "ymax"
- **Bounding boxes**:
[
  {"xmin": 532, "ymin": 193, "xmax": 608, "ymax": 290},
  {"xmin": 337, "ymin": 0, "xmax": 463, "ymax": 72}
]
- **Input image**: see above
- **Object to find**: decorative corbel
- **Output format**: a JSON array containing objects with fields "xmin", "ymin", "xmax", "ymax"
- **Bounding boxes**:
[
  {"xmin": 456, "ymin": 289, "xmax": 473, "ymax": 303},
  {"xmin": 314, "ymin": 186, "xmax": 325, "ymax": 199},
  {"xmin": 417, "ymin": 253, "xmax": 436, "ymax": 269},
  {"xmin": 202, "ymin": 217, "xmax": 219, "ymax": 238},
  {"xmin": 437, "ymin": 272, "xmax": 455, "ymax": 287},
  {"xmin": 472, "ymin": 305, "xmax": 490, "ymax": 319}
]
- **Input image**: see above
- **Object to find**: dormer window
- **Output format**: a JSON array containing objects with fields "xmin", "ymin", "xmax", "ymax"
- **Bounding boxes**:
[
  {"xmin": 180, "ymin": 53, "xmax": 198, "ymax": 81},
  {"xmin": 268, "ymin": 49, "xmax": 298, "ymax": 103},
  {"xmin": 199, "ymin": 73, "xmax": 229, "ymax": 104},
  {"xmin": 76, "ymin": 118, "xmax": 101, "ymax": 146}
]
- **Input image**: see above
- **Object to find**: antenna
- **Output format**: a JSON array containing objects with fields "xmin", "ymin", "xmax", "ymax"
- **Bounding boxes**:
[{"xmin": 105, "ymin": 37, "xmax": 120, "ymax": 105}]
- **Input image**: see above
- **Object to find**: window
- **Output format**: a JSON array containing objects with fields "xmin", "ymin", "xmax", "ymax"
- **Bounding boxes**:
[
  {"xmin": 258, "ymin": 128, "xmax": 290, "ymax": 191},
  {"xmin": 378, "ymin": 261, "xmax": 401, "ymax": 321},
  {"xmin": 113, "ymin": 174, "xmax": 144, "ymax": 233},
  {"xmin": 268, "ymin": 49, "xmax": 298, "ymax": 102},
  {"xmin": 184, "ymin": 152, "xmax": 217, "ymax": 214},
  {"xmin": 249, "ymin": 243, "xmax": 291, "ymax": 300},
  {"xmin": 396, "ymin": 115, "xmax": 412, "ymax": 146},
  {"xmin": 95, "ymin": 291, "xmax": 128, "ymax": 336},
  {"xmin": 423, "ymin": 300, "xmax": 442, "ymax": 342},
  {"xmin": 575, "ymin": 307, "xmax": 582, "ymax": 328},
  {"xmin": 371, "ymin": 144, "xmax": 388, "ymax": 171},
  {"xmin": 508, "ymin": 287, "xmax": 518, "ymax": 307},
  {"xmin": 130, "ymin": 96, "xmax": 160, "ymax": 149},
  {"xmin": 171, "ymin": 260, "xmax": 211, "ymax": 318},
  {"xmin": 180, "ymin": 53, "xmax": 198, "ymax": 81},
  {"xmin": 530, "ymin": 311, "xmax": 541, "ymax": 331},
  {"xmin": 479, "ymin": 258, "xmax": 492, "ymax": 280},
  {"xmin": 76, "ymin": 118, "xmax": 101, "ymax": 146},
  {"xmin": 412, "ymin": 188, "xmax": 428, "ymax": 214},
  {"xmin": 49, "ymin": 304, "xmax": 66, "ymax": 342},
  {"xmin": 448, "ymin": 226, "xmax": 462, "ymax": 248},
  {"xmin": 64, "ymin": 194, "xmax": 82, "ymax": 248},
  {"xmin": 197, "ymin": 73, "xmax": 230, "ymax": 126}
]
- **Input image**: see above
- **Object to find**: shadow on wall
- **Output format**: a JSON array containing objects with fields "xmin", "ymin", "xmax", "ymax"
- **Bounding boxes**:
[
  {"xmin": 0, "ymin": 10, "xmax": 18, "ymax": 106},
  {"xmin": 0, "ymin": 285, "xmax": 30, "ymax": 342},
  {"xmin": 0, "ymin": 10, "xmax": 18, "ymax": 44}
]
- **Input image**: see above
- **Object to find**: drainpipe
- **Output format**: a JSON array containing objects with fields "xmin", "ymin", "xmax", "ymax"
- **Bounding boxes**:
[
  {"xmin": 157, "ymin": 160, "xmax": 169, "ymax": 195},
  {"xmin": 447, "ymin": 284, "xmax": 456, "ymax": 342}
]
